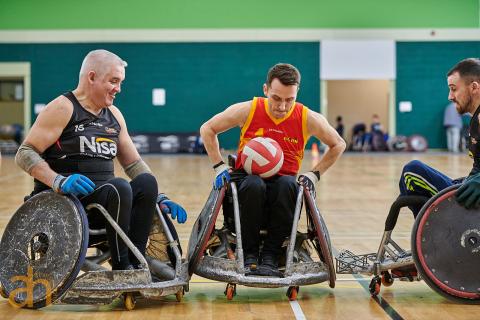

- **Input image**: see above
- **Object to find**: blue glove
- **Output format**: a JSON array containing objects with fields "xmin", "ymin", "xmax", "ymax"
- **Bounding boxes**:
[
  {"xmin": 213, "ymin": 161, "xmax": 230, "ymax": 190},
  {"xmin": 53, "ymin": 174, "xmax": 95, "ymax": 197},
  {"xmin": 158, "ymin": 194, "xmax": 187, "ymax": 223},
  {"xmin": 298, "ymin": 171, "xmax": 320, "ymax": 199},
  {"xmin": 456, "ymin": 173, "xmax": 480, "ymax": 209}
]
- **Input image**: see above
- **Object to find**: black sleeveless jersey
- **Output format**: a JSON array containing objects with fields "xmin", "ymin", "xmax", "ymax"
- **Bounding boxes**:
[
  {"xmin": 33, "ymin": 91, "xmax": 121, "ymax": 194},
  {"xmin": 468, "ymin": 105, "xmax": 480, "ymax": 176}
]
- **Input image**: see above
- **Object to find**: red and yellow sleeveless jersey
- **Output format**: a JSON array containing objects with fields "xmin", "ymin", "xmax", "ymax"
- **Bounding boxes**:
[{"xmin": 235, "ymin": 97, "xmax": 309, "ymax": 176}]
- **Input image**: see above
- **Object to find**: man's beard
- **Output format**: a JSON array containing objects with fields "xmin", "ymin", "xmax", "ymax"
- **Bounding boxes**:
[{"xmin": 457, "ymin": 94, "xmax": 473, "ymax": 115}]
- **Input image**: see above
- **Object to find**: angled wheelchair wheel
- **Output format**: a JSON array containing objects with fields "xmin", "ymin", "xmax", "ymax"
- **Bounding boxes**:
[
  {"xmin": 123, "ymin": 292, "xmax": 136, "ymax": 311},
  {"xmin": 0, "ymin": 191, "xmax": 89, "ymax": 308},
  {"xmin": 412, "ymin": 184, "xmax": 480, "ymax": 303},
  {"xmin": 187, "ymin": 187, "xmax": 225, "ymax": 276},
  {"xmin": 146, "ymin": 213, "xmax": 170, "ymax": 263},
  {"xmin": 304, "ymin": 188, "xmax": 336, "ymax": 288},
  {"xmin": 147, "ymin": 205, "xmax": 183, "ymax": 269}
]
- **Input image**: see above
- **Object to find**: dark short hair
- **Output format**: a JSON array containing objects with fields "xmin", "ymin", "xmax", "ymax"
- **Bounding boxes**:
[
  {"xmin": 336, "ymin": 116, "xmax": 342, "ymax": 121},
  {"xmin": 447, "ymin": 58, "xmax": 480, "ymax": 83},
  {"xmin": 266, "ymin": 63, "xmax": 301, "ymax": 87}
]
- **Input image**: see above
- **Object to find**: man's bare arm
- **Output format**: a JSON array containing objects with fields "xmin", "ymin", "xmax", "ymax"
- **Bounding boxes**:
[
  {"xmin": 109, "ymin": 105, "xmax": 147, "ymax": 174},
  {"xmin": 307, "ymin": 110, "xmax": 346, "ymax": 176},
  {"xmin": 16, "ymin": 96, "xmax": 73, "ymax": 188},
  {"xmin": 200, "ymin": 101, "xmax": 251, "ymax": 165}
]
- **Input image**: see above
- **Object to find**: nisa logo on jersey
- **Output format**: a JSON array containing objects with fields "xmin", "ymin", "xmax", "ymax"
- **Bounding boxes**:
[{"xmin": 79, "ymin": 136, "xmax": 117, "ymax": 156}]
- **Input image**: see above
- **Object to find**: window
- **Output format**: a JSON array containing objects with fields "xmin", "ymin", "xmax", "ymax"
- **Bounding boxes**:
[{"xmin": 0, "ymin": 80, "xmax": 24, "ymax": 101}]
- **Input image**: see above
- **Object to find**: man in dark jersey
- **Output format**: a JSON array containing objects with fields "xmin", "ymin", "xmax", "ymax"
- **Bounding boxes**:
[
  {"xmin": 15, "ymin": 49, "xmax": 187, "ymax": 270},
  {"xmin": 200, "ymin": 63, "xmax": 345, "ymax": 276},
  {"xmin": 398, "ymin": 58, "xmax": 480, "ymax": 214}
]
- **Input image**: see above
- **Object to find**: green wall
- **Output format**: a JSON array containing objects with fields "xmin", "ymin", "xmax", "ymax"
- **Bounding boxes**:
[
  {"xmin": 0, "ymin": 42, "xmax": 320, "ymax": 149},
  {"xmin": 1, "ymin": 0, "xmax": 479, "ymax": 150},
  {"xmin": 396, "ymin": 41, "xmax": 480, "ymax": 149},
  {"xmin": 0, "ymin": 0, "xmax": 478, "ymax": 29}
]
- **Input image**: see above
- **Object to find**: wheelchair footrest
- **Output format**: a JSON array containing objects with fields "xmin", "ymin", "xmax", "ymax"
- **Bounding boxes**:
[{"xmin": 336, "ymin": 249, "xmax": 376, "ymax": 274}]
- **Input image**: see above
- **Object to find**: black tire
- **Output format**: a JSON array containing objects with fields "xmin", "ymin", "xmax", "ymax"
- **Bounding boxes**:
[
  {"xmin": 0, "ymin": 191, "xmax": 88, "ymax": 308},
  {"xmin": 305, "ymin": 188, "xmax": 336, "ymax": 288},
  {"xmin": 187, "ymin": 187, "xmax": 225, "ymax": 276},
  {"xmin": 412, "ymin": 184, "xmax": 480, "ymax": 304}
]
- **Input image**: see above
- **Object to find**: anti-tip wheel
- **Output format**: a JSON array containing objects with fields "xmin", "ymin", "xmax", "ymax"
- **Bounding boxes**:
[
  {"xmin": 369, "ymin": 277, "xmax": 381, "ymax": 297},
  {"xmin": 124, "ymin": 293, "xmax": 136, "ymax": 311},
  {"xmin": 287, "ymin": 286, "xmax": 299, "ymax": 301},
  {"xmin": 176, "ymin": 288, "xmax": 184, "ymax": 302},
  {"xmin": 381, "ymin": 271, "xmax": 394, "ymax": 287},
  {"xmin": 225, "ymin": 283, "xmax": 236, "ymax": 301}
]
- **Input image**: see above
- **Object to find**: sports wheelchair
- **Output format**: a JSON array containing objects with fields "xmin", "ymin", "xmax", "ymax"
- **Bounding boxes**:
[
  {"xmin": 187, "ymin": 165, "xmax": 335, "ymax": 301},
  {"xmin": 336, "ymin": 185, "xmax": 480, "ymax": 303},
  {"xmin": 0, "ymin": 191, "xmax": 188, "ymax": 310}
]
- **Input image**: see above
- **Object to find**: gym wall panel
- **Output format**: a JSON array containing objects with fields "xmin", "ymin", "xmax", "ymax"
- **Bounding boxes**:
[
  {"xmin": 396, "ymin": 42, "xmax": 480, "ymax": 149},
  {"xmin": 0, "ymin": 42, "xmax": 320, "ymax": 149},
  {"xmin": 321, "ymin": 40, "xmax": 395, "ymax": 80},
  {"xmin": 0, "ymin": 0, "xmax": 478, "ymax": 29}
]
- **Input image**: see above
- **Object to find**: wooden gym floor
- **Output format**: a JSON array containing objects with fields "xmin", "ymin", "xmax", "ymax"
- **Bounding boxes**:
[{"xmin": 0, "ymin": 151, "xmax": 479, "ymax": 319}]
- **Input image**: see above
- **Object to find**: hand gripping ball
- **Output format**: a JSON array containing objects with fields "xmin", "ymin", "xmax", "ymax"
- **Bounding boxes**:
[{"xmin": 240, "ymin": 137, "xmax": 284, "ymax": 178}]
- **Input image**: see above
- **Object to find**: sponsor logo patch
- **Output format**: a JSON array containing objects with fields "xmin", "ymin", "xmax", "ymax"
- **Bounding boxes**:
[
  {"xmin": 79, "ymin": 136, "xmax": 117, "ymax": 156},
  {"xmin": 105, "ymin": 127, "xmax": 118, "ymax": 134}
]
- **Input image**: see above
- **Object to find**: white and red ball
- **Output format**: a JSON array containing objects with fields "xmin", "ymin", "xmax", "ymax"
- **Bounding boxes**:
[{"xmin": 240, "ymin": 137, "xmax": 284, "ymax": 178}]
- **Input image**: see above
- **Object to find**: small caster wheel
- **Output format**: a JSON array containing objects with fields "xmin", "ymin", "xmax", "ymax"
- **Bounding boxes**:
[
  {"xmin": 0, "ymin": 282, "xmax": 7, "ymax": 299},
  {"xmin": 124, "ymin": 293, "xmax": 136, "ymax": 311},
  {"xmin": 225, "ymin": 283, "xmax": 236, "ymax": 301},
  {"xmin": 286, "ymin": 286, "xmax": 299, "ymax": 301},
  {"xmin": 176, "ymin": 288, "xmax": 184, "ymax": 302},
  {"xmin": 381, "ymin": 271, "xmax": 394, "ymax": 287},
  {"xmin": 369, "ymin": 276, "xmax": 381, "ymax": 297}
]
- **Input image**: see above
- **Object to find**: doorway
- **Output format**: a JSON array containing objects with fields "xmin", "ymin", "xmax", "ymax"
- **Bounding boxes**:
[
  {"xmin": 324, "ymin": 79, "xmax": 393, "ymax": 147},
  {"xmin": 0, "ymin": 63, "xmax": 31, "ymax": 153}
]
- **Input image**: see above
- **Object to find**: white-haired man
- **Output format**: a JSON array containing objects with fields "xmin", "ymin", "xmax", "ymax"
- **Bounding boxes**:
[{"xmin": 16, "ymin": 49, "xmax": 187, "ymax": 270}]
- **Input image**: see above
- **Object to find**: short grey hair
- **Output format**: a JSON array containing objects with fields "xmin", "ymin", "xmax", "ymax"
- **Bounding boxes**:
[{"xmin": 79, "ymin": 49, "xmax": 127, "ymax": 79}]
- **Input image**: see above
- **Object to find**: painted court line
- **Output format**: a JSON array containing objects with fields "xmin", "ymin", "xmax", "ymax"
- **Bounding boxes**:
[
  {"xmin": 352, "ymin": 274, "xmax": 404, "ymax": 320},
  {"xmin": 289, "ymin": 299, "xmax": 307, "ymax": 320},
  {"xmin": 190, "ymin": 280, "xmax": 307, "ymax": 319}
]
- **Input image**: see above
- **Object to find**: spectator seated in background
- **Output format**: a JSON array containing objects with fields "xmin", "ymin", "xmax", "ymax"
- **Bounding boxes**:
[
  {"xmin": 350, "ymin": 123, "xmax": 367, "ymax": 151},
  {"xmin": 365, "ymin": 114, "xmax": 389, "ymax": 151}
]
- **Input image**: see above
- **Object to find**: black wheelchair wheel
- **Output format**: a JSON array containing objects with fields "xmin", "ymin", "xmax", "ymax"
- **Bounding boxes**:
[
  {"xmin": 412, "ymin": 184, "xmax": 480, "ymax": 303},
  {"xmin": 304, "ymin": 188, "xmax": 336, "ymax": 288},
  {"xmin": 0, "ymin": 191, "xmax": 89, "ymax": 308},
  {"xmin": 187, "ymin": 187, "xmax": 225, "ymax": 276}
]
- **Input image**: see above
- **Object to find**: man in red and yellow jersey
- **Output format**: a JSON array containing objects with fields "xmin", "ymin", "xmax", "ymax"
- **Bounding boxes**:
[{"xmin": 200, "ymin": 63, "xmax": 345, "ymax": 276}]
